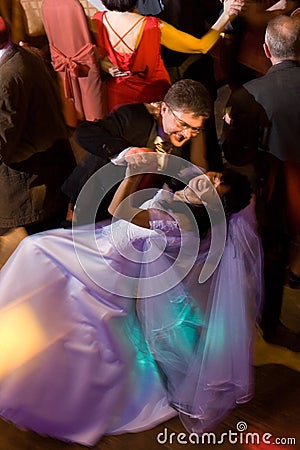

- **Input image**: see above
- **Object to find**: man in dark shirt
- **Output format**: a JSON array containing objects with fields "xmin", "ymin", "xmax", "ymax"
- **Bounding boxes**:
[
  {"xmin": 221, "ymin": 15, "xmax": 300, "ymax": 351},
  {"xmin": 0, "ymin": 17, "xmax": 75, "ymax": 236}
]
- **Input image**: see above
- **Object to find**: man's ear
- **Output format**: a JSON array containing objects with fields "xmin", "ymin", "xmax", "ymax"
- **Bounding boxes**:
[
  {"xmin": 263, "ymin": 42, "xmax": 272, "ymax": 59},
  {"xmin": 160, "ymin": 102, "xmax": 168, "ymax": 115}
]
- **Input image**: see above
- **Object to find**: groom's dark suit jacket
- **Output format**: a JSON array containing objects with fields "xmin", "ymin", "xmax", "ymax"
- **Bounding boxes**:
[
  {"xmin": 63, "ymin": 103, "xmax": 190, "ymax": 219},
  {"xmin": 75, "ymin": 103, "xmax": 158, "ymax": 157}
]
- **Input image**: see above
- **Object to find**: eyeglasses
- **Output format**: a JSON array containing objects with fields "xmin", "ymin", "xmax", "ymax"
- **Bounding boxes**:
[{"xmin": 167, "ymin": 104, "xmax": 205, "ymax": 136}]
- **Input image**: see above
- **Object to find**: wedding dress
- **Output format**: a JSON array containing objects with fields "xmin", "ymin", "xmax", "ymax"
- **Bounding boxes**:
[{"xmin": 0, "ymin": 189, "xmax": 263, "ymax": 445}]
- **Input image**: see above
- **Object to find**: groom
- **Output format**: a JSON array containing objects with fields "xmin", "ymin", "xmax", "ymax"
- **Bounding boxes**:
[{"xmin": 63, "ymin": 79, "xmax": 215, "ymax": 220}]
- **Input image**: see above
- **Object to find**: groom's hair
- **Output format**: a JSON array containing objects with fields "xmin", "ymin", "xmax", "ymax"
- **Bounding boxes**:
[{"xmin": 164, "ymin": 79, "xmax": 212, "ymax": 119}]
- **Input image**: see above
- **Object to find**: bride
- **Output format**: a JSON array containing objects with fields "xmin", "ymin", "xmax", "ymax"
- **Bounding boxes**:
[{"xmin": 0, "ymin": 155, "xmax": 262, "ymax": 445}]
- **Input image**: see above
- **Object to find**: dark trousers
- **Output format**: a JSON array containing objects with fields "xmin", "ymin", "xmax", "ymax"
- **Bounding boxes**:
[{"xmin": 259, "ymin": 227, "xmax": 289, "ymax": 337}]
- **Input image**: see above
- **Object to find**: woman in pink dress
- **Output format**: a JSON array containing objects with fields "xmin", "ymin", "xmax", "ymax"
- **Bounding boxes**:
[{"xmin": 93, "ymin": 0, "xmax": 245, "ymax": 111}]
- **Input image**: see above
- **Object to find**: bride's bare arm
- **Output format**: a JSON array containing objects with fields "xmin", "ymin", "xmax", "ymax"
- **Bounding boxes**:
[{"xmin": 108, "ymin": 173, "xmax": 152, "ymax": 228}]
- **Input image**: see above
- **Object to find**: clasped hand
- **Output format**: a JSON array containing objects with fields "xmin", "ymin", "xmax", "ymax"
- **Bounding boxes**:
[
  {"xmin": 125, "ymin": 147, "xmax": 159, "ymax": 177},
  {"xmin": 223, "ymin": 0, "xmax": 247, "ymax": 17}
]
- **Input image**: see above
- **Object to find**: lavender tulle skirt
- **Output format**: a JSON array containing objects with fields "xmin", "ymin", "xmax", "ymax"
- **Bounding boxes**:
[{"xmin": 0, "ymin": 193, "xmax": 263, "ymax": 445}]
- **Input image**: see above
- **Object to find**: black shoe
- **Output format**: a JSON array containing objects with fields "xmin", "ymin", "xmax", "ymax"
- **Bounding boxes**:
[
  {"xmin": 263, "ymin": 323, "xmax": 300, "ymax": 352},
  {"xmin": 288, "ymin": 270, "xmax": 300, "ymax": 289}
]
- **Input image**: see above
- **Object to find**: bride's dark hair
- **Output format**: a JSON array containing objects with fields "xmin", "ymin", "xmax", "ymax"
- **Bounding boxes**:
[
  {"xmin": 196, "ymin": 169, "xmax": 252, "ymax": 236},
  {"xmin": 163, "ymin": 169, "xmax": 252, "ymax": 238},
  {"xmin": 220, "ymin": 169, "xmax": 252, "ymax": 216}
]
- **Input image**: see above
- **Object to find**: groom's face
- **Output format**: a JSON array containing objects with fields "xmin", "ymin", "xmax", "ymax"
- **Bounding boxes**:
[{"xmin": 160, "ymin": 102, "xmax": 206, "ymax": 147}]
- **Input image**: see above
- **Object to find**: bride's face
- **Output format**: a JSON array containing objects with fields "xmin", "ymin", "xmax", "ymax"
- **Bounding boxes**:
[{"xmin": 174, "ymin": 172, "xmax": 230, "ymax": 205}]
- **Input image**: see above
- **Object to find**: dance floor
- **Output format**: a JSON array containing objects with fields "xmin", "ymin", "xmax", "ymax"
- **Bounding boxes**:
[{"xmin": 0, "ymin": 307, "xmax": 299, "ymax": 450}]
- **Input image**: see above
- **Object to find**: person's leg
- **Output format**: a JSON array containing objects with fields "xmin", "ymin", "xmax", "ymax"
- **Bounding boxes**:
[
  {"xmin": 284, "ymin": 162, "xmax": 300, "ymax": 288},
  {"xmin": 260, "ymin": 228, "xmax": 300, "ymax": 351},
  {"xmin": 288, "ymin": 234, "xmax": 300, "ymax": 289},
  {"xmin": 260, "ymin": 228, "xmax": 287, "ymax": 338}
]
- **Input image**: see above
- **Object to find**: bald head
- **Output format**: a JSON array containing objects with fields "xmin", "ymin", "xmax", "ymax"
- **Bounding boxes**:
[
  {"xmin": 0, "ymin": 17, "xmax": 10, "ymax": 47},
  {"xmin": 265, "ymin": 15, "xmax": 300, "ymax": 62}
]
